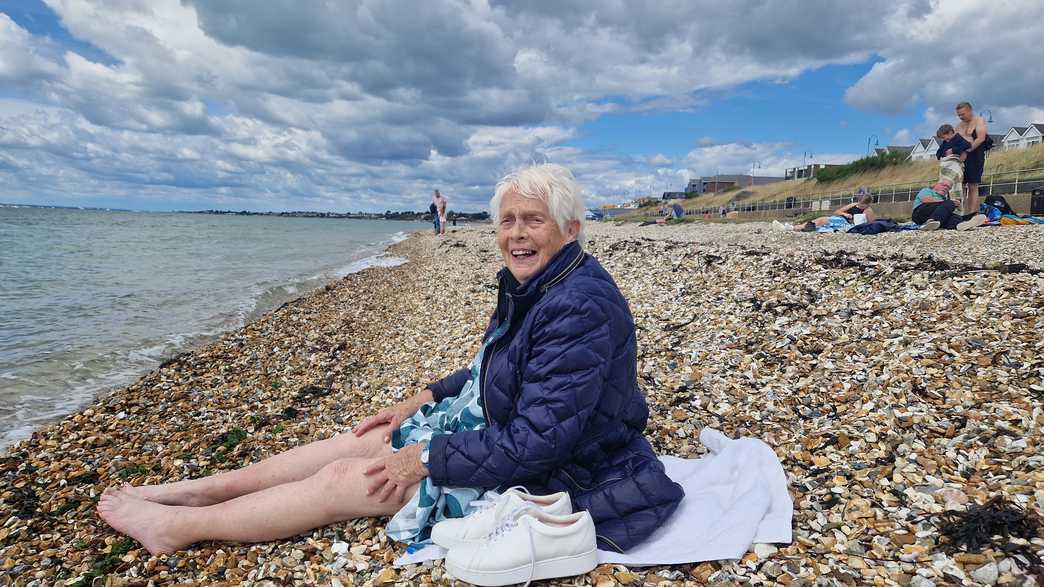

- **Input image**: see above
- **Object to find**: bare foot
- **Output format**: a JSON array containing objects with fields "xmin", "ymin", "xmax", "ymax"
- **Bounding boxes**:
[
  {"xmin": 121, "ymin": 478, "xmax": 216, "ymax": 507},
  {"xmin": 97, "ymin": 489, "xmax": 194, "ymax": 555}
]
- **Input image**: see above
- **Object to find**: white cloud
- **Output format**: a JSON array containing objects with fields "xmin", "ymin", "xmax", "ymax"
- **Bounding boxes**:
[
  {"xmin": 892, "ymin": 129, "xmax": 913, "ymax": 144},
  {"xmin": 0, "ymin": 14, "xmax": 62, "ymax": 81},
  {"xmin": 845, "ymin": 1, "xmax": 1044, "ymax": 117},
  {"xmin": 683, "ymin": 142, "xmax": 857, "ymax": 179},
  {"xmin": 647, "ymin": 154, "xmax": 673, "ymax": 167},
  {"xmin": 1, "ymin": 0, "xmax": 1041, "ymax": 211}
]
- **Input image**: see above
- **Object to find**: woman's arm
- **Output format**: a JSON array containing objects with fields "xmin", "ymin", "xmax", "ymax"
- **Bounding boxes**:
[
  {"xmin": 427, "ymin": 368, "xmax": 471, "ymax": 402},
  {"xmin": 427, "ymin": 296, "xmax": 613, "ymax": 488},
  {"xmin": 832, "ymin": 203, "xmax": 856, "ymax": 217}
]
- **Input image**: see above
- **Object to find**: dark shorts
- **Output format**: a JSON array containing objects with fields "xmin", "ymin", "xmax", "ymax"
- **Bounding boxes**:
[{"xmin": 964, "ymin": 147, "xmax": 985, "ymax": 184}]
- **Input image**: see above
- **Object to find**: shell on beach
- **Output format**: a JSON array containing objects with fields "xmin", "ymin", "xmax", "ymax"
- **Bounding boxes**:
[{"xmin": 1, "ymin": 221, "xmax": 1043, "ymax": 586}]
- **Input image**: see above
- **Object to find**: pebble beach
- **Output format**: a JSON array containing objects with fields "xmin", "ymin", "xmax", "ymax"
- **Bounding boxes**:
[{"xmin": 2, "ymin": 221, "xmax": 1043, "ymax": 586}]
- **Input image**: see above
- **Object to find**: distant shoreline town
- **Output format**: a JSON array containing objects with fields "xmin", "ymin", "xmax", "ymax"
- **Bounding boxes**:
[{"xmin": 0, "ymin": 202, "xmax": 491, "ymax": 222}]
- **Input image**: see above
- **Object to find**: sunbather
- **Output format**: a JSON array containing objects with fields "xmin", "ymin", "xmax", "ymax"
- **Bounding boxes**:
[{"xmin": 773, "ymin": 194, "xmax": 875, "ymax": 232}]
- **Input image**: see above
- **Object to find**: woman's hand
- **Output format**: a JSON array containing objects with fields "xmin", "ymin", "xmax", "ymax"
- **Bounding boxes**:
[
  {"xmin": 364, "ymin": 443, "xmax": 428, "ymax": 503},
  {"xmin": 353, "ymin": 389, "xmax": 433, "ymax": 443}
]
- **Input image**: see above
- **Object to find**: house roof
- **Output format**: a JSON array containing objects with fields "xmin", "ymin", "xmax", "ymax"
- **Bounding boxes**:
[
  {"xmin": 1026, "ymin": 123, "xmax": 1044, "ymax": 134},
  {"xmin": 918, "ymin": 138, "xmax": 932, "ymax": 148},
  {"xmin": 1004, "ymin": 126, "xmax": 1028, "ymax": 139}
]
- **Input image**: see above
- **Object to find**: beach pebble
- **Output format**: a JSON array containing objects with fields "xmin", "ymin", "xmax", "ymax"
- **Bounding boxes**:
[
  {"xmin": 970, "ymin": 562, "xmax": 999, "ymax": 585},
  {"xmin": 2, "ymin": 223, "xmax": 1042, "ymax": 586}
]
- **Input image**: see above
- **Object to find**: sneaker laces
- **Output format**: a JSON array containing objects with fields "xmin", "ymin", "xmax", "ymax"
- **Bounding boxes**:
[
  {"xmin": 485, "ymin": 504, "xmax": 537, "ymax": 587},
  {"xmin": 465, "ymin": 485, "xmax": 529, "ymax": 517}
]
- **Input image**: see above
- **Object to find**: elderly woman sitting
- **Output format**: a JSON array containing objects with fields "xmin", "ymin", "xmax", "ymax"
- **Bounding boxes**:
[{"xmin": 98, "ymin": 164, "xmax": 684, "ymax": 560}]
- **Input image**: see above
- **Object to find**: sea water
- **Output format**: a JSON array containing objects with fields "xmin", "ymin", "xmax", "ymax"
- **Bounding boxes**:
[{"xmin": 0, "ymin": 207, "xmax": 426, "ymax": 448}]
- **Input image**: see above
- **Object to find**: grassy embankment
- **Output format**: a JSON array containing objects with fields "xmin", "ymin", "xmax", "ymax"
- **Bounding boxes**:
[{"xmin": 624, "ymin": 144, "xmax": 1044, "ymax": 220}]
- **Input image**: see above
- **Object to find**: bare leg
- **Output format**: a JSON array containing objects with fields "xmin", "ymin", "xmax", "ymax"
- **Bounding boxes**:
[
  {"xmin": 124, "ymin": 425, "xmax": 392, "ymax": 506},
  {"xmin": 964, "ymin": 183, "xmax": 979, "ymax": 214},
  {"xmin": 99, "ymin": 456, "xmax": 417, "ymax": 555}
]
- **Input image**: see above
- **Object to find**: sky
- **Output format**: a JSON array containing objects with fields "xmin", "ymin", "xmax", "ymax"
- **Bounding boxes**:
[{"xmin": 1, "ymin": 0, "xmax": 1043, "ymax": 212}]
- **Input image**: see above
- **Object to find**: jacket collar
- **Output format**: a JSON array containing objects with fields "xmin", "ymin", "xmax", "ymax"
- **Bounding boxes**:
[{"xmin": 495, "ymin": 240, "xmax": 586, "ymax": 321}]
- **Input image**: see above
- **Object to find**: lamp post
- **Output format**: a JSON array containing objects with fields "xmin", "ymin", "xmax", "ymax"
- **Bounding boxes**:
[
  {"xmin": 980, "ymin": 109, "xmax": 993, "ymax": 123},
  {"xmin": 801, "ymin": 151, "xmax": 814, "ymax": 179},
  {"xmin": 866, "ymin": 134, "xmax": 879, "ymax": 156},
  {"xmin": 750, "ymin": 162, "xmax": 761, "ymax": 186}
]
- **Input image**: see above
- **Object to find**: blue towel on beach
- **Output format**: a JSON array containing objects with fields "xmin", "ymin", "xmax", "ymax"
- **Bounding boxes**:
[
  {"xmin": 815, "ymin": 216, "xmax": 853, "ymax": 233},
  {"xmin": 385, "ymin": 321, "xmax": 509, "ymax": 547}
]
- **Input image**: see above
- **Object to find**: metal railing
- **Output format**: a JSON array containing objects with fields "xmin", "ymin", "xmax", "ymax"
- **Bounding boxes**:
[{"xmin": 679, "ymin": 166, "xmax": 1044, "ymax": 218}]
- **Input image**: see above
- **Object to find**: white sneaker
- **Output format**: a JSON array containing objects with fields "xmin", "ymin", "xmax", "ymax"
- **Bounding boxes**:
[
  {"xmin": 431, "ymin": 487, "xmax": 571, "ymax": 550},
  {"xmin": 957, "ymin": 214, "xmax": 987, "ymax": 231},
  {"xmin": 772, "ymin": 220, "xmax": 791, "ymax": 231},
  {"xmin": 919, "ymin": 220, "xmax": 941, "ymax": 231},
  {"xmin": 445, "ymin": 509, "xmax": 598, "ymax": 586}
]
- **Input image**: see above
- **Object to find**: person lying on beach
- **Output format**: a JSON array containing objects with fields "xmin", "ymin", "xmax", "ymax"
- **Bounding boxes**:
[
  {"xmin": 773, "ymin": 194, "xmax": 875, "ymax": 232},
  {"xmin": 97, "ymin": 164, "xmax": 684, "ymax": 556},
  {"xmin": 911, "ymin": 180, "xmax": 987, "ymax": 231}
]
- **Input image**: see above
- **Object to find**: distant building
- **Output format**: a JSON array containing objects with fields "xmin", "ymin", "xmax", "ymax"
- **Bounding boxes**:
[
  {"xmin": 910, "ymin": 125, "xmax": 1039, "ymax": 159},
  {"xmin": 874, "ymin": 145, "xmax": 914, "ymax": 157},
  {"xmin": 688, "ymin": 174, "xmax": 785, "ymax": 194},
  {"xmin": 660, "ymin": 191, "xmax": 688, "ymax": 200},
  {"xmin": 1022, "ymin": 124, "xmax": 1044, "ymax": 148},
  {"xmin": 784, "ymin": 163, "xmax": 843, "ymax": 181},
  {"xmin": 1002, "ymin": 126, "xmax": 1028, "ymax": 151},
  {"xmin": 909, "ymin": 138, "xmax": 940, "ymax": 161}
]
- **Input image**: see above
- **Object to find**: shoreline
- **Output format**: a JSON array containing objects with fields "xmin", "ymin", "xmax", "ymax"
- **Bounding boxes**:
[
  {"xmin": 2, "ymin": 222, "xmax": 1042, "ymax": 586},
  {"xmin": 0, "ymin": 225, "xmax": 416, "ymax": 451}
]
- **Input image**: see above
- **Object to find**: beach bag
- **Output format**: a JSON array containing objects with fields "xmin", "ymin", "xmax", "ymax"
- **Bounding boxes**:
[
  {"xmin": 983, "ymin": 195, "xmax": 1015, "ymax": 216},
  {"xmin": 980, "ymin": 204, "xmax": 1003, "ymax": 223}
]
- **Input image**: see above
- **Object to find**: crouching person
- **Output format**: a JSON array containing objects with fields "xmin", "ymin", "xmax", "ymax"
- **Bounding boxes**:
[{"xmin": 912, "ymin": 180, "xmax": 987, "ymax": 231}]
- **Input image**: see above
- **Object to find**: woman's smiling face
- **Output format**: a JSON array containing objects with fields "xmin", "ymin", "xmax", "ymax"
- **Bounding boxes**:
[{"xmin": 496, "ymin": 191, "xmax": 578, "ymax": 285}]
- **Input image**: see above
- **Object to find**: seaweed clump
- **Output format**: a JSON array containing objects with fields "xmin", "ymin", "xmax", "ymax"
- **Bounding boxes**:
[{"xmin": 936, "ymin": 496, "xmax": 1042, "ymax": 572}]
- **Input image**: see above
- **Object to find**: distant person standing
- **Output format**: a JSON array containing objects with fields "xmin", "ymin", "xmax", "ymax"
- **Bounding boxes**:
[
  {"xmin": 955, "ymin": 102, "xmax": 988, "ymax": 214},
  {"xmin": 434, "ymin": 190, "xmax": 448, "ymax": 235},
  {"xmin": 429, "ymin": 192, "xmax": 441, "ymax": 235}
]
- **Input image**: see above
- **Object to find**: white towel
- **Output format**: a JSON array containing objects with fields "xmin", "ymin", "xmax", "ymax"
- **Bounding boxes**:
[{"xmin": 394, "ymin": 427, "xmax": 793, "ymax": 567}]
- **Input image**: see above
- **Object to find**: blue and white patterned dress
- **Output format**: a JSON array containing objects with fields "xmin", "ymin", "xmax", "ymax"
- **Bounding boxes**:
[{"xmin": 385, "ymin": 322, "xmax": 509, "ymax": 547}]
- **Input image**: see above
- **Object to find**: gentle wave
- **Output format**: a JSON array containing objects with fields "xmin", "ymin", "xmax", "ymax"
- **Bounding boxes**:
[{"xmin": 0, "ymin": 213, "xmax": 422, "ymax": 449}]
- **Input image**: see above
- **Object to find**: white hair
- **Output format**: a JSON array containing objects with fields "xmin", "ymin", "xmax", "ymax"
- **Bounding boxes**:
[{"xmin": 490, "ymin": 164, "xmax": 587, "ymax": 244}]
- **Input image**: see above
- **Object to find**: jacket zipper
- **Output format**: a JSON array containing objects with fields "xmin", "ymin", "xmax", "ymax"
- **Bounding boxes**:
[
  {"xmin": 597, "ymin": 534, "xmax": 626, "ymax": 553},
  {"xmin": 561, "ymin": 468, "xmax": 624, "ymax": 492},
  {"xmin": 480, "ymin": 297, "xmax": 513, "ymax": 424}
]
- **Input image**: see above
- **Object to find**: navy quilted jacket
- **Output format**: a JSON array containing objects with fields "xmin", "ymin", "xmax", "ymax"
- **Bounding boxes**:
[{"xmin": 426, "ymin": 241, "xmax": 684, "ymax": 552}]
